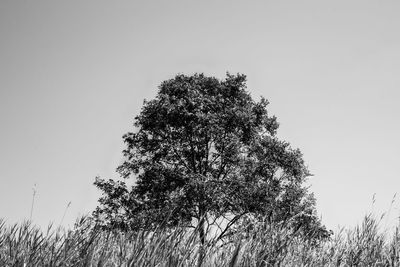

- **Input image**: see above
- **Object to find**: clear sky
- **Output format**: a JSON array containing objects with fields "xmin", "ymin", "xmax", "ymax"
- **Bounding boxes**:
[{"xmin": 1, "ymin": 0, "xmax": 400, "ymax": 231}]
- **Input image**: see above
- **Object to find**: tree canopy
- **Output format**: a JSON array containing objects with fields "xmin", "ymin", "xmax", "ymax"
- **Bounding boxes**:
[{"xmin": 93, "ymin": 73, "xmax": 330, "ymax": 242}]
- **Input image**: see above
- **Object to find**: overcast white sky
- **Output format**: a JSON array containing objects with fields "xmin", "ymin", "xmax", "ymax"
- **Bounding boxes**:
[{"xmin": 1, "ymin": 0, "xmax": 400, "ymax": 231}]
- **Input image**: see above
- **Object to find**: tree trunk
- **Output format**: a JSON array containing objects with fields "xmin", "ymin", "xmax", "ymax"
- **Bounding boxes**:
[{"xmin": 197, "ymin": 211, "xmax": 206, "ymax": 267}]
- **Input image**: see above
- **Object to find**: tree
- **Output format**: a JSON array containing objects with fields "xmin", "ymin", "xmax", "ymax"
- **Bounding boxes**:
[{"xmin": 93, "ymin": 73, "xmax": 329, "ymax": 244}]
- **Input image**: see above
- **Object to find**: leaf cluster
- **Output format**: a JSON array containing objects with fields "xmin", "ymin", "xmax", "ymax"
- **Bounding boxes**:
[{"xmin": 93, "ymin": 73, "xmax": 329, "ymax": 240}]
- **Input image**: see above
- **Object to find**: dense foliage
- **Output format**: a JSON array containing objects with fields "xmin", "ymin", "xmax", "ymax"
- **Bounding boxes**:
[{"xmin": 93, "ymin": 73, "xmax": 329, "ymax": 242}]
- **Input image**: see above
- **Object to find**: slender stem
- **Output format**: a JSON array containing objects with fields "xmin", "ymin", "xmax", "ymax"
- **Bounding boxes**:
[
  {"xmin": 29, "ymin": 184, "xmax": 37, "ymax": 221},
  {"xmin": 60, "ymin": 201, "xmax": 71, "ymax": 225}
]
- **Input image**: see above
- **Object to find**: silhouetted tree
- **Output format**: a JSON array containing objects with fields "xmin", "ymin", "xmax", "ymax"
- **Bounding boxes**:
[{"xmin": 93, "ymin": 73, "xmax": 330, "ymax": 245}]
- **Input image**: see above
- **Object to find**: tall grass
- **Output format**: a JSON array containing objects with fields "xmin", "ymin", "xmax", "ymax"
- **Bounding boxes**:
[{"xmin": 1, "ymin": 213, "xmax": 400, "ymax": 266}]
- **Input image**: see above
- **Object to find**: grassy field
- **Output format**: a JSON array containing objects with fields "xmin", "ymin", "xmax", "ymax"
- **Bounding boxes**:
[{"xmin": 1, "ymin": 213, "xmax": 399, "ymax": 266}]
